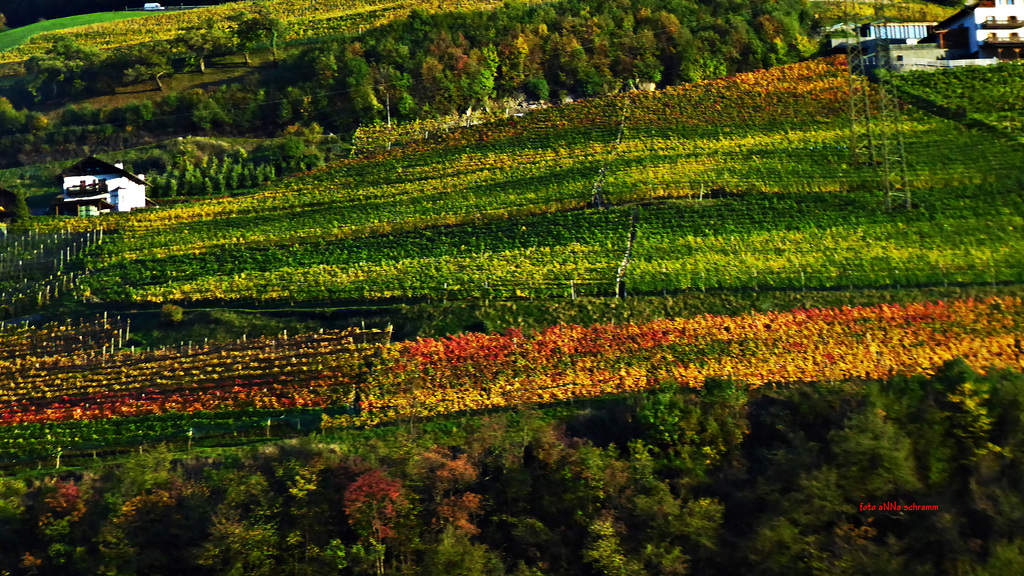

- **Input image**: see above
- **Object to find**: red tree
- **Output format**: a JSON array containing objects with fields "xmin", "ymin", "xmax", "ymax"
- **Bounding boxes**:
[{"xmin": 343, "ymin": 469, "xmax": 405, "ymax": 544}]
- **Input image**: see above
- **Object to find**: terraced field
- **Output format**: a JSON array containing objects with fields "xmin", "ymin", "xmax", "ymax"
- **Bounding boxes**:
[
  {"xmin": 35, "ymin": 56, "xmax": 1024, "ymax": 304},
  {"xmin": 0, "ymin": 318, "xmax": 391, "ymax": 460},
  {"xmin": 811, "ymin": 0, "xmax": 956, "ymax": 25},
  {"xmin": 0, "ymin": 11, "xmax": 163, "ymax": 52},
  {"xmin": 5, "ymin": 55, "xmax": 1024, "ymax": 460},
  {"xmin": 3, "ymin": 295, "xmax": 1020, "ymax": 459},
  {"xmin": 891, "ymin": 60, "xmax": 1024, "ymax": 137}
]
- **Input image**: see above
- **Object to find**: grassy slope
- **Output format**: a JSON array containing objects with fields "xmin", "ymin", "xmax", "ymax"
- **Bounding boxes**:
[
  {"xmin": 60, "ymin": 56, "xmax": 266, "ymax": 114},
  {"xmin": 22, "ymin": 56, "xmax": 1022, "ymax": 303},
  {"xmin": 0, "ymin": 11, "xmax": 164, "ymax": 52}
]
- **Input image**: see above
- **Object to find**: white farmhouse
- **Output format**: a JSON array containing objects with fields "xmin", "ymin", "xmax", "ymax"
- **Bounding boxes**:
[
  {"xmin": 54, "ymin": 156, "xmax": 150, "ymax": 217},
  {"xmin": 934, "ymin": 0, "xmax": 1024, "ymax": 60}
]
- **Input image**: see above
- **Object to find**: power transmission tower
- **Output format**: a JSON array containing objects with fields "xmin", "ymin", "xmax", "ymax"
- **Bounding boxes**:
[
  {"xmin": 845, "ymin": 0, "xmax": 876, "ymax": 168},
  {"xmin": 873, "ymin": 0, "xmax": 912, "ymax": 210},
  {"xmin": 843, "ymin": 0, "xmax": 912, "ymax": 209}
]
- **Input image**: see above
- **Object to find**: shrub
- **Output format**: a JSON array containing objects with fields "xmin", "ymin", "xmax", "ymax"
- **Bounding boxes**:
[{"xmin": 160, "ymin": 303, "xmax": 184, "ymax": 324}]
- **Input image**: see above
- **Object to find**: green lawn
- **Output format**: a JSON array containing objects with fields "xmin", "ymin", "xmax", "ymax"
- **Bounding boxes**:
[{"xmin": 0, "ymin": 11, "xmax": 162, "ymax": 52}]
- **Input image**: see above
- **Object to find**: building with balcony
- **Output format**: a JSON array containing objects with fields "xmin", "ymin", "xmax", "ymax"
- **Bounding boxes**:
[
  {"xmin": 53, "ymin": 156, "xmax": 150, "ymax": 217},
  {"xmin": 829, "ymin": 21, "xmax": 990, "ymax": 70},
  {"xmin": 934, "ymin": 0, "xmax": 1024, "ymax": 60},
  {"xmin": 830, "ymin": 4, "xmax": 1024, "ymax": 70}
]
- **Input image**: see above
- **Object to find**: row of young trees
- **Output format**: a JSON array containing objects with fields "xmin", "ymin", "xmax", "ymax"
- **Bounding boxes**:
[
  {"xmin": 0, "ymin": 360, "xmax": 1022, "ymax": 575},
  {"xmin": 146, "ymin": 153, "xmax": 279, "ymax": 198},
  {"xmin": 144, "ymin": 136, "xmax": 329, "ymax": 198}
]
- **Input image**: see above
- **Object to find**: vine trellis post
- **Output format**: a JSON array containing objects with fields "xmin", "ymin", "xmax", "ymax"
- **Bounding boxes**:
[
  {"xmin": 615, "ymin": 209, "xmax": 640, "ymax": 298},
  {"xmin": 589, "ymin": 83, "xmax": 634, "ymax": 208}
]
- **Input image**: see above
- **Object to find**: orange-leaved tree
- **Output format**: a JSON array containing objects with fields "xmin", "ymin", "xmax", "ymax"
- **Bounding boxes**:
[{"xmin": 343, "ymin": 469, "xmax": 405, "ymax": 576}]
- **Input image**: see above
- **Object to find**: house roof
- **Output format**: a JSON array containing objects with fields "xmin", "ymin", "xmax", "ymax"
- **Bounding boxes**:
[
  {"xmin": 58, "ymin": 156, "xmax": 148, "ymax": 187},
  {"xmin": 935, "ymin": 1, "xmax": 993, "ymax": 32}
]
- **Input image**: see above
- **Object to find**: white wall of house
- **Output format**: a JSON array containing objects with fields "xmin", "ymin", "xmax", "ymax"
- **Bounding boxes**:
[
  {"xmin": 61, "ymin": 173, "xmax": 147, "ymax": 212},
  {"xmin": 944, "ymin": 1, "xmax": 1024, "ymax": 54},
  {"xmin": 976, "ymin": 3, "xmax": 1024, "ymax": 53}
]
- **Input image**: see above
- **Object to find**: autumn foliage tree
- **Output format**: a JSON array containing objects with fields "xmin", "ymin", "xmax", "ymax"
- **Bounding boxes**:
[
  {"xmin": 1, "ymin": 362, "xmax": 1024, "ymax": 573},
  {"xmin": 343, "ymin": 469, "xmax": 405, "ymax": 575},
  {"xmin": 36, "ymin": 480, "xmax": 91, "ymax": 569},
  {"xmin": 415, "ymin": 448, "xmax": 482, "ymax": 534}
]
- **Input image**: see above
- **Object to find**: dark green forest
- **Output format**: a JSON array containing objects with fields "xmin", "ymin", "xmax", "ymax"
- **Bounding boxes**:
[
  {"xmin": 2, "ymin": 359, "xmax": 1023, "ymax": 575},
  {"xmin": 0, "ymin": 0, "xmax": 813, "ymax": 167}
]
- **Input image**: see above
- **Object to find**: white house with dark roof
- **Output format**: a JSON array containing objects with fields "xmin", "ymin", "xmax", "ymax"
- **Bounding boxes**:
[
  {"xmin": 54, "ymin": 156, "xmax": 150, "ymax": 217},
  {"xmin": 934, "ymin": 0, "xmax": 1024, "ymax": 60},
  {"xmin": 829, "ymin": 3, "xmax": 1021, "ymax": 70}
]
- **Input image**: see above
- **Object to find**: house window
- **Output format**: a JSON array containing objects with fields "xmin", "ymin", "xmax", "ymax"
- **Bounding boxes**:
[
  {"xmin": 77, "ymin": 205, "xmax": 98, "ymax": 217},
  {"xmin": 987, "ymin": 16, "xmax": 997, "ymax": 22},
  {"xmin": 989, "ymin": 32, "xmax": 999, "ymax": 39},
  {"xmin": 1013, "ymin": 32, "xmax": 1021, "ymax": 39},
  {"xmin": 1011, "ymin": 16, "xmax": 1019, "ymax": 22}
]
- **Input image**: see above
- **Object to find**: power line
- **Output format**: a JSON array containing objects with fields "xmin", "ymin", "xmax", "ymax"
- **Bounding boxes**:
[{"xmin": 844, "ymin": 2, "xmax": 876, "ymax": 167}]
